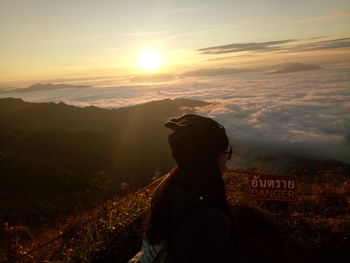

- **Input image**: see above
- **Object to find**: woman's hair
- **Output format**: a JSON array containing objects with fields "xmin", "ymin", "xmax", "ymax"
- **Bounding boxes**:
[{"xmin": 142, "ymin": 114, "xmax": 234, "ymax": 245}]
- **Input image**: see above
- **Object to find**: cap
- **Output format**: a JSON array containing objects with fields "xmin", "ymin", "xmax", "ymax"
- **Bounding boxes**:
[{"xmin": 164, "ymin": 114, "xmax": 229, "ymax": 164}]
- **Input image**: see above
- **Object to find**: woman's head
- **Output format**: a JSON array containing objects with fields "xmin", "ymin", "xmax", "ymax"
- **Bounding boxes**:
[{"xmin": 164, "ymin": 113, "xmax": 231, "ymax": 174}]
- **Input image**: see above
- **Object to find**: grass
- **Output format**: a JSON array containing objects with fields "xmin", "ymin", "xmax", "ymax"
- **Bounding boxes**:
[{"xmin": 1, "ymin": 167, "xmax": 349, "ymax": 263}]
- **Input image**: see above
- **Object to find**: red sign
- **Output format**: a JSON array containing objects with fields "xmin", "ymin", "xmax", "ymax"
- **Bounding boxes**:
[{"xmin": 249, "ymin": 173, "xmax": 298, "ymax": 202}]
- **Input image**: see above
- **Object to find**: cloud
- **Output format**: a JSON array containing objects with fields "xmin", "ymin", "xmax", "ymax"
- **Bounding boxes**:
[
  {"xmin": 197, "ymin": 37, "xmax": 350, "ymax": 55},
  {"xmin": 197, "ymin": 39, "xmax": 295, "ymax": 54},
  {"xmin": 129, "ymin": 73, "xmax": 175, "ymax": 83},
  {"xmin": 203, "ymin": 53, "xmax": 255, "ymax": 62},
  {"xmin": 181, "ymin": 67, "xmax": 255, "ymax": 77},
  {"xmin": 285, "ymin": 37, "xmax": 350, "ymax": 53},
  {"xmin": 1, "ymin": 66, "xmax": 349, "ymax": 171},
  {"xmin": 190, "ymin": 70, "xmax": 350, "ymax": 169},
  {"xmin": 296, "ymin": 11, "xmax": 350, "ymax": 23},
  {"xmin": 268, "ymin": 63, "xmax": 322, "ymax": 74}
]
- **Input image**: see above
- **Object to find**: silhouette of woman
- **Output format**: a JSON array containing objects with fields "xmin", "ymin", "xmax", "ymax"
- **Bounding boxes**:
[{"xmin": 131, "ymin": 113, "xmax": 234, "ymax": 263}]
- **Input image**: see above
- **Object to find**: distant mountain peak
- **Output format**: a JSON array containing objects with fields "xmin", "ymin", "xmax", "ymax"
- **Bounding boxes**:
[
  {"xmin": 27, "ymin": 83, "xmax": 90, "ymax": 91},
  {"xmin": 0, "ymin": 83, "xmax": 90, "ymax": 94}
]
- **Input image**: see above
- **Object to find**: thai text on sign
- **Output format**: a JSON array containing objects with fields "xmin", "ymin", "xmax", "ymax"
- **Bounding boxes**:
[{"xmin": 249, "ymin": 174, "xmax": 298, "ymax": 202}]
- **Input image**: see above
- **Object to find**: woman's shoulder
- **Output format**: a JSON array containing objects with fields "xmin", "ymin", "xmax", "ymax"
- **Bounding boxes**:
[
  {"xmin": 172, "ymin": 184, "xmax": 208, "ymax": 212},
  {"xmin": 171, "ymin": 185, "xmax": 230, "ymax": 225},
  {"xmin": 172, "ymin": 184, "xmax": 225, "ymax": 211}
]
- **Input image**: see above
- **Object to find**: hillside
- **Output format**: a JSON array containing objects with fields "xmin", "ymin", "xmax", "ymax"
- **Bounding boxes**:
[
  {"xmin": 1, "ymin": 168, "xmax": 349, "ymax": 262},
  {"xmin": 0, "ymin": 97, "xmax": 210, "ymax": 229}
]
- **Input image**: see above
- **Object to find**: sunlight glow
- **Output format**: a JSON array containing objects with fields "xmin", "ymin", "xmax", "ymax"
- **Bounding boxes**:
[{"xmin": 137, "ymin": 50, "xmax": 162, "ymax": 71}]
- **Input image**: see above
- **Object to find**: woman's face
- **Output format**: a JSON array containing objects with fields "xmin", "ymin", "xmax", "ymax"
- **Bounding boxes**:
[{"xmin": 217, "ymin": 153, "xmax": 229, "ymax": 175}]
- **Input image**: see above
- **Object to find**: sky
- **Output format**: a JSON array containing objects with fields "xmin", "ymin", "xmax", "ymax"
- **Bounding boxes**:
[{"xmin": 1, "ymin": 0, "xmax": 350, "ymax": 84}]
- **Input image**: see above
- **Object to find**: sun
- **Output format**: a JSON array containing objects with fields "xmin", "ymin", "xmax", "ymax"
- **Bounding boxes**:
[{"xmin": 137, "ymin": 50, "xmax": 162, "ymax": 72}]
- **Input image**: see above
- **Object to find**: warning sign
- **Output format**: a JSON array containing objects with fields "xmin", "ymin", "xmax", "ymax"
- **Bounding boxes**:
[{"xmin": 249, "ymin": 174, "xmax": 298, "ymax": 202}]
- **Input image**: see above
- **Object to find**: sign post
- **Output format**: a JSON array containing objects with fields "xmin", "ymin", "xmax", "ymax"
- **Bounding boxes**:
[{"xmin": 248, "ymin": 173, "xmax": 298, "ymax": 202}]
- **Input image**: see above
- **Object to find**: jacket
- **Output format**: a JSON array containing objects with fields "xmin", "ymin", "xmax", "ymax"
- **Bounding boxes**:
[
  {"xmin": 168, "ymin": 184, "xmax": 232, "ymax": 263},
  {"xmin": 128, "ymin": 182, "xmax": 232, "ymax": 263}
]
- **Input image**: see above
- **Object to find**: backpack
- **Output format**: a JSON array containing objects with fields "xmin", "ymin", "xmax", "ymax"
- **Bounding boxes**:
[{"xmin": 127, "ymin": 235, "xmax": 169, "ymax": 263}]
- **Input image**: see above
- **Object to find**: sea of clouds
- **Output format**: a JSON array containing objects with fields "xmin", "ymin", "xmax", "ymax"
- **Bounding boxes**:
[{"xmin": 1, "ymin": 66, "xmax": 349, "ymax": 171}]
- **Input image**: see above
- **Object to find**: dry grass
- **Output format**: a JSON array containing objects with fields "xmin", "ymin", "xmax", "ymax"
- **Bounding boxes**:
[{"xmin": 1, "ymin": 168, "xmax": 349, "ymax": 263}]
